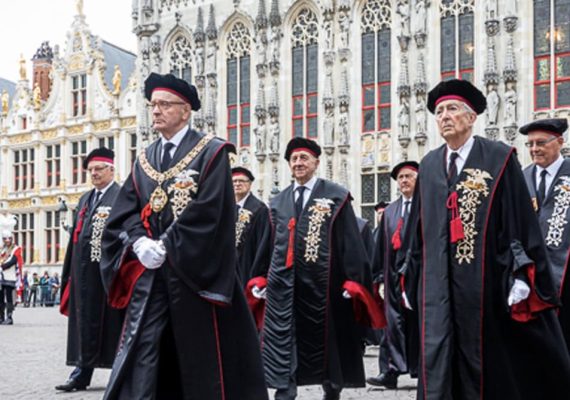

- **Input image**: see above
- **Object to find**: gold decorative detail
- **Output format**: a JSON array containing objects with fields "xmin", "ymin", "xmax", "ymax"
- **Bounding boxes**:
[
  {"xmin": 6, "ymin": 199, "xmax": 32, "ymax": 209},
  {"xmin": 90, "ymin": 206, "xmax": 111, "ymax": 262},
  {"xmin": 69, "ymin": 54, "xmax": 84, "ymax": 70},
  {"xmin": 545, "ymin": 176, "xmax": 570, "ymax": 247},
  {"xmin": 68, "ymin": 125, "xmax": 84, "ymax": 135},
  {"xmin": 138, "ymin": 134, "xmax": 214, "ymax": 213},
  {"xmin": 235, "ymin": 208, "xmax": 253, "ymax": 247},
  {"xmin": 41, "ymin": 129, "xmax": 57, "ymax": 140},
  {"xmin": 68, "ymin": 193, "xmax": 84, "ymax": 205},
  {"xmin": 1, "ymin": 186, "xmax": 7, "ymax": 197},
  {"xmin": 93, "ymin": 120, "xmax": 111, "ymax": 132},
  {"xmin": 120, "ymin": 117, "xmax": 136, "ymax": 127},
  {"xmin": 304, "ymin": 198, "xmax": 334, "ymax": 263},
  {"xmin": 42, "ymin": 196, "xmax": 58, "ymax": 206},
  {"xmin": 455, "ymin": 169, "xmax": 493, "ymax": 264},
  {"xmin": 8, "ymin": 133, "xmax": 32, "ymax": 144},
  {"xmin": 167, "ymin": 169, "xmax": 199, "ymax": 220}
]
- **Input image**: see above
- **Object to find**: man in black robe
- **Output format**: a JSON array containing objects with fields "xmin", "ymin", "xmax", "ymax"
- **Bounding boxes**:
[
  {"xmin": 372, "ymin": 201, "xmax": 388, "ymax": 241},
  {"xmin": 401, "ymin": 79, "xmax": 570, "ymax": 399},
  {"xmin": 232, "ymin": 166, "xmax": 271, "ymax": 288},
  {"xmin": 368, "ymin": 161, "xmax": 419, "ymax": 389},
  {"xmin": 56, "ymin": 148, "xmax": 124, "ymax": 392},
  {"xmin": 520, "ymin": 117, "xmax": 570, "ymax": 352},
  {"xmin": 100, "ymin": 73, "xmax": 268, "ymax": 400},
  {"xmin": 248, "ymin": 137, "xmax": 385, "ymax": 400}
]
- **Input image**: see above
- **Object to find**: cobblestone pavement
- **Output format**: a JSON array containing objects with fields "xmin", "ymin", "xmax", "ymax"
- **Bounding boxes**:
[{"xmin": 0, "ymin": 308, "xmax": 416, "ymax": 399}]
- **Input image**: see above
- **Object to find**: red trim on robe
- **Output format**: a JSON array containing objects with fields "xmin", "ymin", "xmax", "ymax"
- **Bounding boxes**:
[
  {"xmin": 73, "ymin": 205, "xmax": 88, "ymax": 244},
  {"xmin": 342, "ymin": 280, "xmax": 386, "ymax": 329},
  {"xmin": 140, "ymin": 204, "xmax": 153, "ymax": 237},
  {"xmin": 286, "ymin": 218, "xmax": 296, "ymax": 268},
  {"xmin": 211, "ymin": 306, "xmax": 226, "ymax": 400},
  {"xmin": 245, "ymin": 276, "xmax": 267, "ymax": 330},
  {"xmin": 391, "ymin": 218, "xmax": 404, "ymax": 250},
  {"xmin": 510, "ymin": 264, "xmax": 556, "ymax": 322},
  {"xmin": 108, "ymin": 259, "xmax": 146, "ymax": 309},
  {"xmin": 59, "ymin": 282, "xmax": 70, "ymax": 316}
]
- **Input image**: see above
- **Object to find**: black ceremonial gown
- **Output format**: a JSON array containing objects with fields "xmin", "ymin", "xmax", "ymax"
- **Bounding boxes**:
[
  {"xmin": 524, "ymin": 158, "xmax": 570, "ymax": 351},
  {"xmin": 356, "ymin": 216, "xmax": 375, "ymax": 263},
  {"xmin": 100, "ymin": 129, "xmax": 268, "ymax": 400},
  {"xmin": 261, "ymin": 179, "xmax": 384, "ymax": 389},
  {"xmin": 401, "ymin": 136, "xmax": 570, "ymax": 400},
  {"xmin": 372, "ymin": 198, "xmax": 418, "ymax": 376},
  {"xmin": 60, "ymin": 182, "xmax": 124, "ymax": 369},
  {"xmin": 236, "ymin": 194, "xmax": 271, "ymax": 287}
]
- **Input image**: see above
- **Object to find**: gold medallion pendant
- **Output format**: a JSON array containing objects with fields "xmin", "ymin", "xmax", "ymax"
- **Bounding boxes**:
[{"xmin": 150, "ymin": 186, "xmax": 169, "ymax": 212}]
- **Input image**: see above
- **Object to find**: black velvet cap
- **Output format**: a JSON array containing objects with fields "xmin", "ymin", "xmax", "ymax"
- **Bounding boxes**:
[
  {"xmin": 390, "ymin": 161, "xmax": 419, "ymax": 180},
  {"xmin": 427, "ymin": 79, "xmax": 487, "ymax": 115},
  {"xmin": 83, "ymin": 147, "xmax": 114, "ymax": 169},
  {"xmin": 519, "ymin": 118, "xmax": 568, "ymax": 136},
  {"xmin": 144, "ymin": 72, "xmax": 201, "ymax": 111},
  {"xmin": 374, "ymin": 201, "xmax": 389, "ymax": 211},
  {"xmin": 232, "ymin": 167, "xmax": 255, "ymax": 182},
  {"xmin": 284, "ymin": 137, "xmax": 322, "ymax": 161}
]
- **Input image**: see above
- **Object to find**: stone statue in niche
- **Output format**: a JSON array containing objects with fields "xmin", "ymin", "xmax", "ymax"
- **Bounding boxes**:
[
  {"xmin": 414, "ymin": 0, "xmax": 427, "ymax": 35},
  {"xmin": 338, "ymin": 12, "xmax": 350, "ymax": 48},
  {"xmin": 323, "ymin": 107, "xmax": 334, "ymax": 146},
  {"xmin": 338, "ymin": 104, "xmax": 349, "ymax": 146},
  {"xmin": 415, "ymin": 99, "xmax": 427, "ymax": 133},
  {"xmin": 486, "ymin": 0, "xmax": 498, "ymax": 20},
  {"xmin": 256, "ymin": 35, "xmax": 267, "ymax": 65},
  {"xmin": 486, "ymin": 84, "xmax": 500, "ymax": 126},
  {"xmin": 254, "ymin": 123, "xmax": 266, "ymax": 154},
  {"xmin": 270, "ymin": 25, "xmax": 281, "ymax": 63},
  {"xmin": 269, "ymin": 118, "xmax": 280, "ymax": 153},
  {"xmin": 195, "ymin": 46, "xmax": 204, "ymax": 76},
  {"xmin": 504, "ymin": 82, "xmax": 517, "ymax": 126},
  {"xmin": 398, "ymin": 98, "xmax": 410, "ymax": 138},
  {"xmin": 396, "ymin": 1, "xmax": 411, "ymax": 37}
]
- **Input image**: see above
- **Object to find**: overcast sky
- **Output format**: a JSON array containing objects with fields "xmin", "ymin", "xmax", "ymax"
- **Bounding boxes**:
[{"xmin": 0, "ymin": 0, "xmax": 137, "ymax": 82}]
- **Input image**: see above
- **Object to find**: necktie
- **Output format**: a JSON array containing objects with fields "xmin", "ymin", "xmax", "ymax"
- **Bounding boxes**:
[
  {"xmin": 448, "ymin": 152, "xmax": 460, "ymax": 183},
  {"xmin": 161, "ymin": 143, "xmax": 175, "ymax": 172},
  {"xmin": 538, "ymin": 169, "xmax": 548, "ymax": 207},
  {"xmin": 403, "ymin": 200, "xmax": 411, "ymax": 221},
  {"xmin": 295, "ymin": 186, "xmax": 306, "ymax": 219},
  {"xmin": 235, "ymin": 204, "xmax": 241, "ymax": 218},
  {"xmin": 92, "ymin": 191, "xmax": 101, "ymax": 208}
]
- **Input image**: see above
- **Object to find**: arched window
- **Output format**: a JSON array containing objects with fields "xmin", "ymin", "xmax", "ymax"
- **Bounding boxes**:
[
  {"xmin": 440, "ymin": 0, "xmax": 474, "ymax": 81},
  {"xmin": 168, "ymin": 34, "xmax": 193, "ymax": 83},
  {"xmin": 226, "ymin": 22, "xmax": 252, "ymax": 147},
  {"xmin": 534, "ymin": 0, "xmax": 570, "ymax": 110},
  {"xmin": 360, "ymin": 0, "xmax": 392, "ymax": 134},
  {"xmin": 291, "ymin": 9, "xmax": 319, "ymax": 138}
]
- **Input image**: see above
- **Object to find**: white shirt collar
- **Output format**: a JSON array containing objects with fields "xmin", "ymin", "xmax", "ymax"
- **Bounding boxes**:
[
  {"xmin": 237, "ymin": 192, "xmax": 251, "ymax": 208},
  {"xmin": 160, "ymin": 125, "xmax": 188, "ymax": 150},
  {"xmin": 446, "ymin": 135, "xmax": 475, "ymax": 163},
  {"xmin": 294, "ymin": 175, "xmax": 318, "ymax": 192},
  {"xmin": 538, "ymin": 154, "xmax": 564, "ymax": 177},
  {"xmin": 95, "ymin": 181, "xmax": 114, "ymax": 197}
]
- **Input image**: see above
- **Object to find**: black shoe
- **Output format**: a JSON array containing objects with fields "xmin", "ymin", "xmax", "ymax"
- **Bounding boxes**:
[
  {"xmin": 322, "ymin": 392, "xmax": 340, "ymax": 400},
  {"xmin": 55, "ymin": 380, "xmax": 87, "ymax": 392},
  {"xmin": 366, "ymin": 372, "xmax": 398, "ymax": 389},
  {"xmin": 2, "ymin": 317, "xmax": 13, "ymax": 325}
]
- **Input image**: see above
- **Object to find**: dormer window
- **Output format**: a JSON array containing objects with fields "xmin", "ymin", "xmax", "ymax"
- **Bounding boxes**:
[{"xmin": 71, "ymin": 74, "xmax": 87, "ymax": 117}]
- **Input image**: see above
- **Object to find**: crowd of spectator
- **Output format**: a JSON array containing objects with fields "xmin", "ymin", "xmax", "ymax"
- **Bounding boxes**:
[{"xmin": 19, "ymin": 270, "xmax": 60, "ymax": 307}]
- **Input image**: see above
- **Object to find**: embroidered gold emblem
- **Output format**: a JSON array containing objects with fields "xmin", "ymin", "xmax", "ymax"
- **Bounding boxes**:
[
  {"xmin": 455, "ymin": 169, "xmax": 493, "ymax": 264},
  {"xmin": 545, "ymin": 176, "xmax": 570, "ymax": 247},
  {"xmin": 167, "ymin": 169, "xmax": 199, "ymax": 220},
  {"xmin": 139, "ymin": 134, "xmax": 214, "ymax": 212},
  {"xmin": 90, "ymin": 206, "xmax": 112, "ymax": 262},
  {"xmin": 304, "ymin": 198, "xmax": 334, "ymax": 263},
  {"xmin": 235, "ymin": 208, "xmax": 253, "ymax": 247}
]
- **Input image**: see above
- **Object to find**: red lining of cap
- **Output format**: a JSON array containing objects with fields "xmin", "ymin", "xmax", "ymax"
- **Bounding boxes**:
[
  {"xmin": 89, "ymin": 156, "xmax": 114, "ymax": 165},
  {"xmin": 232, "ymin": 172, "xmax": 248, "ymax": 178},
  {"xmin": 435, "ymin": 95, "xmax": 475, "ymax": 112},
  {"xmin": 291, "ymin": 147, "xmax": 318, "ymax": 157},
  {"xmin": 152, "ymin": 87, "xmax": 190, "ymax": 103},
  {"xmin": 399, "ymin": 166, "xmax": 418, "ymax": 173}
]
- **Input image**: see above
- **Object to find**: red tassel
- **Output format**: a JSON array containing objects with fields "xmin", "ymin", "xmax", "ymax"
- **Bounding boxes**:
[
  {"xmin": 285, "ymin": 218, "xmax": 296, "ymax": 268},
  {"xmin": 446, "ymin": 191, "xmax": 465, "ymax": 243},
  {"xmin": 391, "ymin": 218, "xmax": 404, "ymax": 250},
  {"xmin": 72, "ymin": 205, "xmax": 88, "ymax": 244},
  {"xmin": 140, "ymin": 203, "xmax": 153, "ymax": 237}
]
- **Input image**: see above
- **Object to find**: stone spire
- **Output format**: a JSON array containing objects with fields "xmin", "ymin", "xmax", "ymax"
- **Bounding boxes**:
[
  {"xmin": 206, "ymin": 4, "xmax": 217, "ymax": 40},
  {"xmin": 194, "ymin": 7, "xmax": 205, "ymax": 44},
  {"xmin": 413, "ymin": 52, "xmax": 427, "ymax": 96},
  {"xmin": 269, "ymin": 0, "xmax": 281, "ymax": 27},
  {"xmin": 503, "ymin": 36, "xmax": 517, "ymax": 82},
  {"xmin": 255, "ymin": 0, "xmax": 268, "ymax": 31}
]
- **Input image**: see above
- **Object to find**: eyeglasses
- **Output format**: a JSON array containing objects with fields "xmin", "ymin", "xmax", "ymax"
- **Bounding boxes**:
[
  {"xmin": 524, "ymin": 136, "xmax": 559, "ymax": 148},
  {"xmin": 232, "ymin": 179, "xmax": 251, "ymax": 184},
  {"xmin": 147, "ymin": 100, "xmax": 187, "ymax": 110},
  {"xmin": 87, "ymin": 165, "xmax": 110, "ymax": 174}
]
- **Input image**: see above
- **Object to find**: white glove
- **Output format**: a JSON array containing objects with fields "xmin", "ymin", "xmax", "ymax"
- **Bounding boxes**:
[
  {"xmin": 133, "ymin": 237, "xmax": 166, "ymax": 270},
  {"xmin": 252, "ymin": 286, "xmax": 266, "ymax": 300},
  {"xmin": 508, "ymin": 279, "xmax": 531, "ymax": 306},
  {"xmin": 342, "ymin": 290, "xmax": 352, "ymax": 299},
  {"xmin": 402, "ymin": 290, "xmax": 412, "ymax": 310}
]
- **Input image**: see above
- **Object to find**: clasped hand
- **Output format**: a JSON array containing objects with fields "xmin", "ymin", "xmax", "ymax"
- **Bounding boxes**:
[{"xmin": 133, "ymin": 237, "xmax": 166, "ymax": 269}]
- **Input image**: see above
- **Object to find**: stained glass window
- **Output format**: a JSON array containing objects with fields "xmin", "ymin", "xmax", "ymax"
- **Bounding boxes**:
[{"xmin": 439, "ymin": 1, "xmax": 474, "ymax": 81}]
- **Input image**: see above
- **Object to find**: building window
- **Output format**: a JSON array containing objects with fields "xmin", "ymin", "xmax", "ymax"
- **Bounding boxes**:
[
  {"xmin": 98, "ymin": 136, "xmax": 115, "ymax": 151},
  {"xmin": 534, "ymin": 0, "xmax": 570, "ymax": 110},
  {"xmin": 129, "ymin": 132, "xmax": 138, "ymax": 168},
  {"xmin": 71, "ymin": 74, "xmax": 87, "ymax": 117},
  {"xmin": 360, "ymin": 172, "xmax": 391, "ymax": 227},
  {"xmin": 291, "ymin": 9, "xmax": 319, "ymax": 139},
  {"xmin": 226, "ymin": 22, "xmax": 252, "ymax": 147},
  {"xmin": 45, "ymin": 211, "xmax": 61, "ymax": 264},
  {"xmin": 14, "ymin": 213, "xmax": 34, "ymax": 265},
  {"xmin": 71, "ymin": 140, "xmax": 87, "ymax": 185},
  {"xmin": 169, "ymin": 35, "xmax": 193, "ymax": 84},
  {"xmin": 46, "ymin": 144, "xmax": 61, "ymax": 188},
  {"xmin": 440, "ymin": 0, "xmax": 475, "ymax": 81},
  {"xmin": 13, "ymin": 148, "xmax": 35, "ymax": 191},
  {"xmin": 361, "ymin": 0, "xmax": 392, "ymax": 133}
]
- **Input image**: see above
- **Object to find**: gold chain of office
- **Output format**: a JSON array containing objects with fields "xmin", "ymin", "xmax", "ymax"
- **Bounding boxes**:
[{"xmin": 139, "ymin": 134, "xmax": 214, "ymax": 212}]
